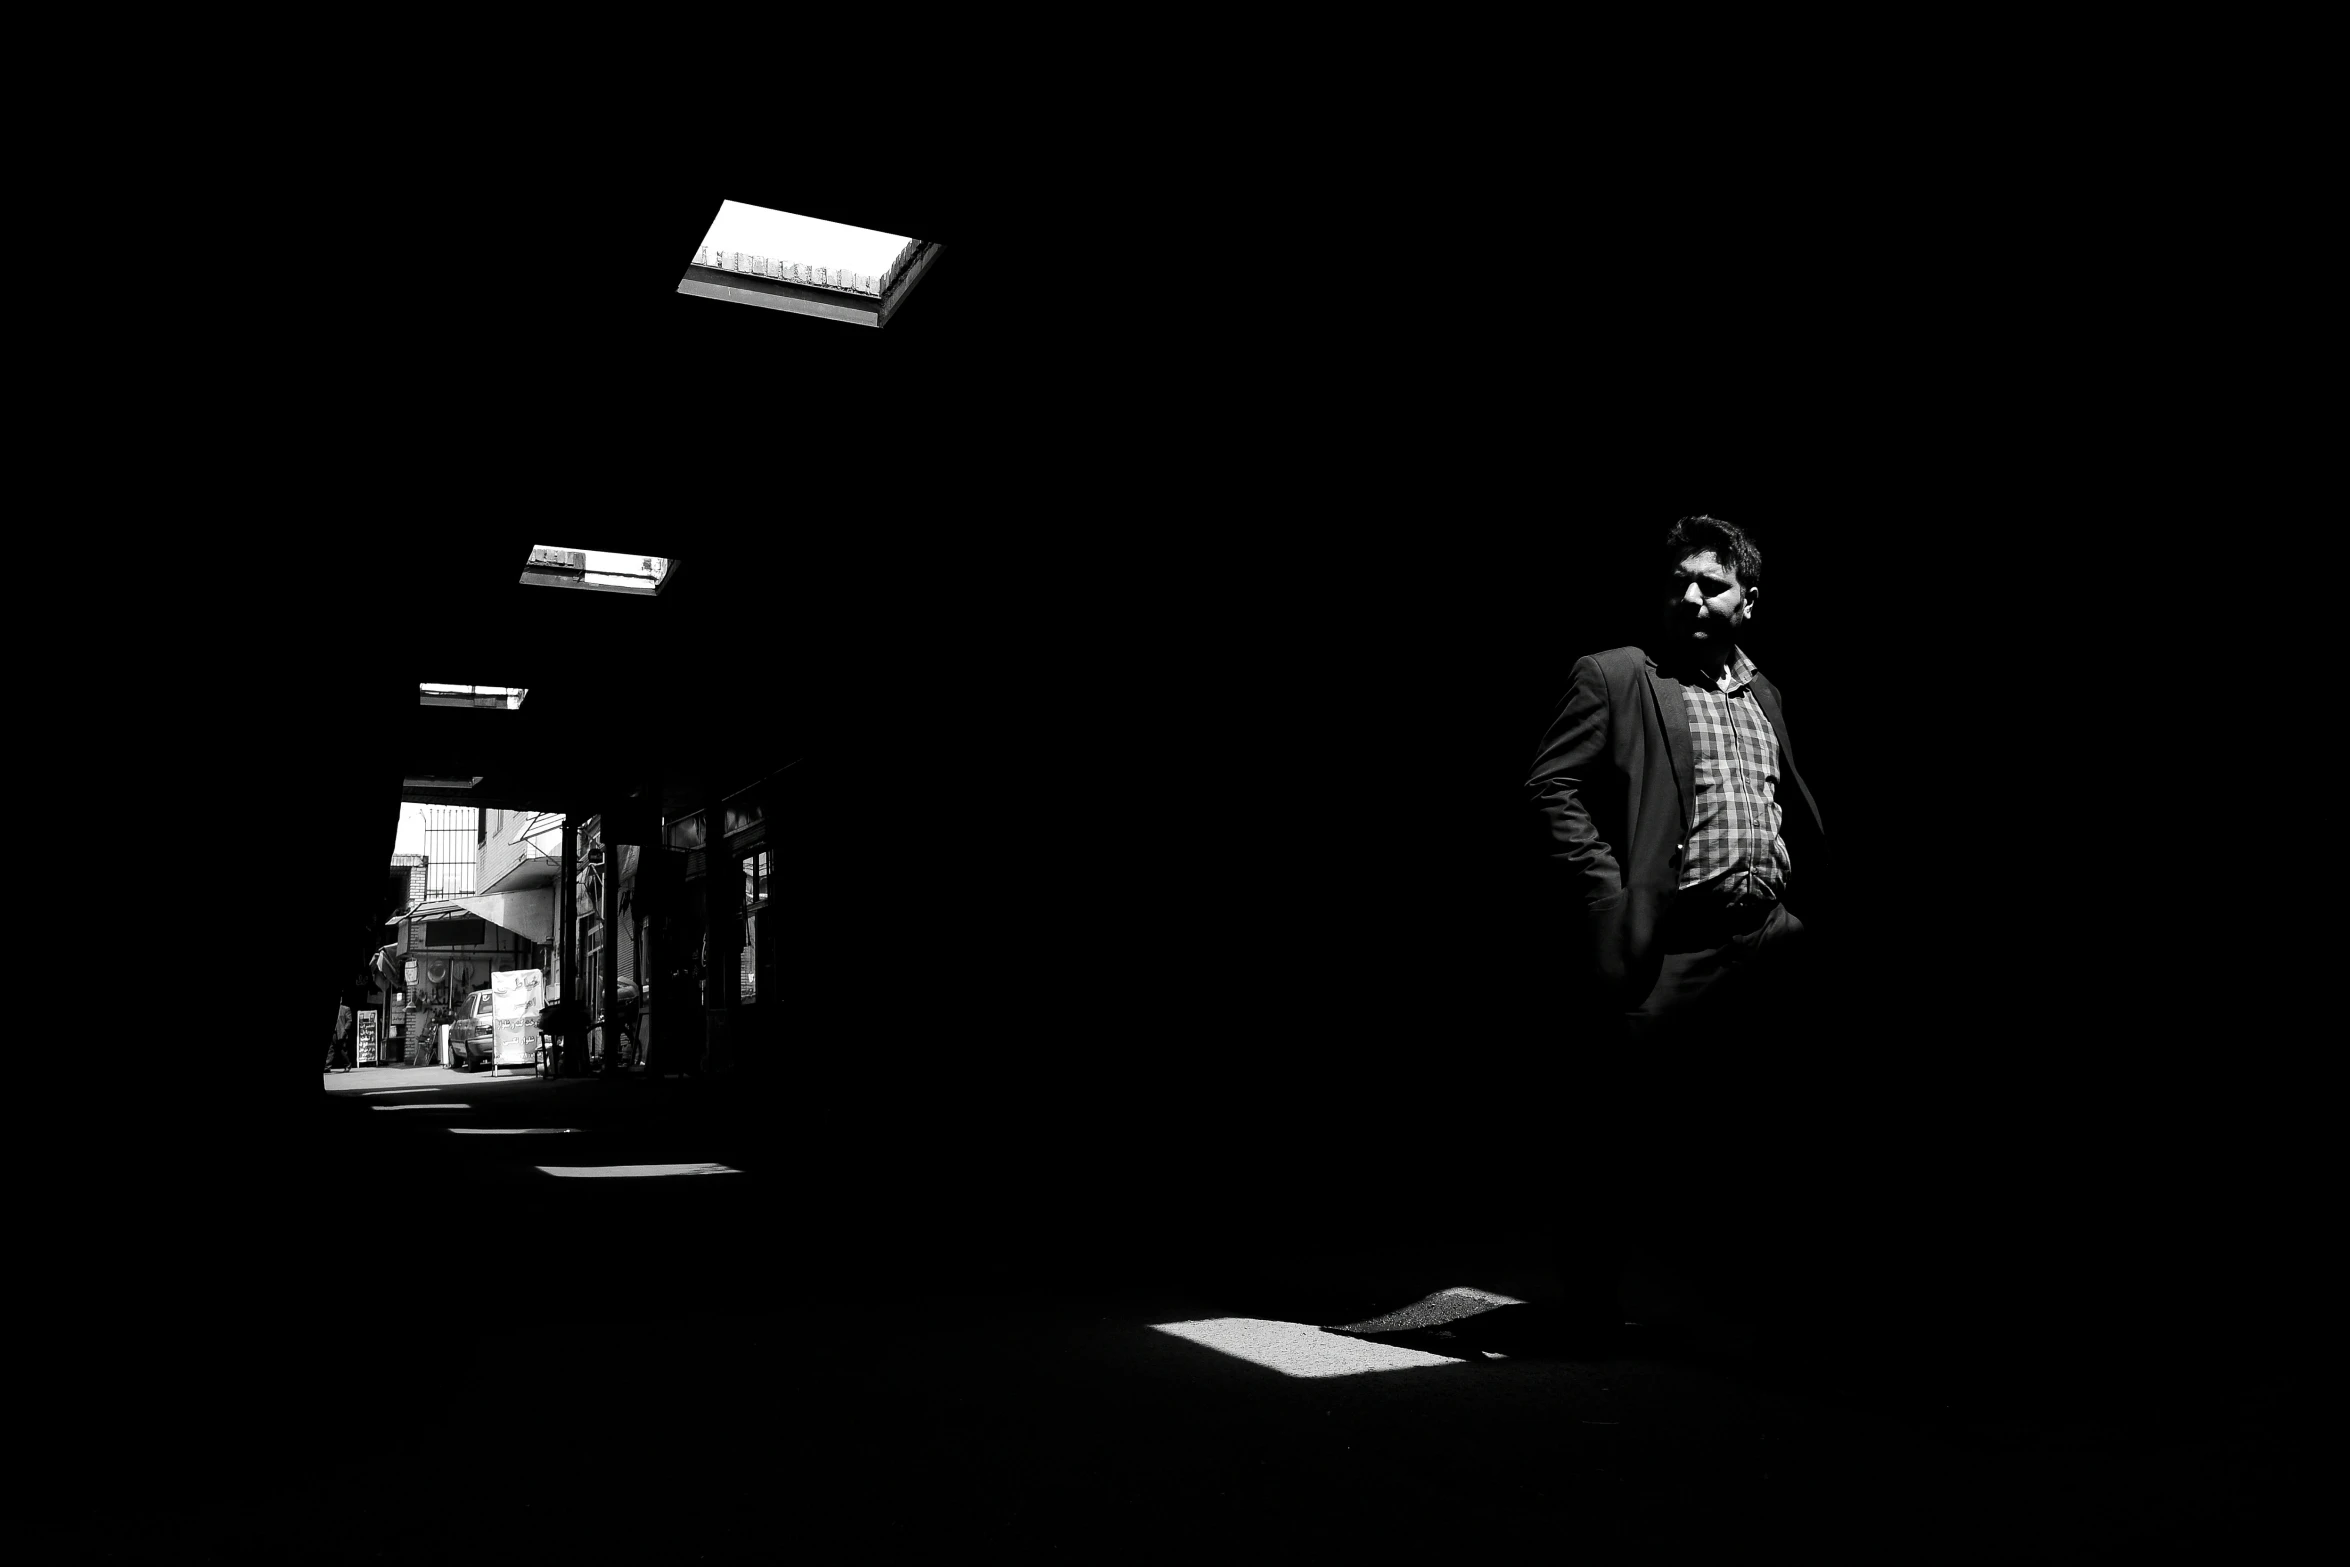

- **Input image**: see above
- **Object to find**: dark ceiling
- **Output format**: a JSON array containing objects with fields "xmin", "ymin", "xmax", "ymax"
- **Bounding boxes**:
[
  {"xmin": 387, "ymin": 532, "xmax": 854, "ymax": 819},
  {"xmin": 90, "ymin": 71, "xmax": 2321, "ymax": 1262},
  {"xmin": 199, "ymin": 81, "xmax": 2196, "ymax": 863},
  {"xmin": 285, "ymin": 127, "xmax": 1006, "ymax": 822}
]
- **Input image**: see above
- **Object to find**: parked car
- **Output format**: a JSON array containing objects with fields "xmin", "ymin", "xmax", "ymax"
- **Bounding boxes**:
[
  {"xmin": 449, "ymin": 987, "xmax": 497, "ymax": 1071},
  {"xmin": 455, "ymin": 986, "xmax": 558, "ymax": 1071}
]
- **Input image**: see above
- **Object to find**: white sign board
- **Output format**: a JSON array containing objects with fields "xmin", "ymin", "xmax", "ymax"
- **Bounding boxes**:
[
  {"xmin": 355, "ymin": 1009, "xmax": 379, "ymax": 1065},
  {"xmin": 492, "ymin": 969, "xmax": 545, "ymax": 1066}
]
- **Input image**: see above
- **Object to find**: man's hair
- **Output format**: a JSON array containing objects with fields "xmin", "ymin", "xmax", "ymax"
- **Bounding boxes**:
[{"xmin": 1661, "ymin": 515, "xmax": 1763, "ymax": 594}]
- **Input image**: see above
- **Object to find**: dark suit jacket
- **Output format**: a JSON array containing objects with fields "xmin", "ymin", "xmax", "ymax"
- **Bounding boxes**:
[{"xmin": 1526, "ymin": 645, "xmax": 1827, "ymax": 1009}]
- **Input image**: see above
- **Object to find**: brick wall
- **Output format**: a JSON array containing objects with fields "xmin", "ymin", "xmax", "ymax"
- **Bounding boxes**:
[
  {"xmin": 391, "ymin": 854, "xmax": 427, "ymax": 913},
  {"xmin": 387, "ymin": 855, "xmax": 428, "ymax": 1056}
]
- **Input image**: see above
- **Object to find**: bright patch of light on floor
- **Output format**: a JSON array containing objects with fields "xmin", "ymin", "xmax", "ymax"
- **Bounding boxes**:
[
  {"xmin": 449, "ymin": 1127, "xmax": 581, "ymax": 1135},
  {"xmin": 533, "ymin": 1163, "xmax": 741, "ymax": 1178},
  {"xmin": 373, "ymin": 1103, "xmax": 473, "ymax": 1112},
  {"xmin": 1148, "ymin": 1318, "xmax": 1482, "ymax": 1378},
  {"xmin": 363, "ymin": 1088, "xmax": 440, "ymax": 1096}
]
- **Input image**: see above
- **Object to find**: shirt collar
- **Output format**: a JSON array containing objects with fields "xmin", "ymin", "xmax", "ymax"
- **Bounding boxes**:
[{"xmin": 1654, "ymin": 642, "xmax": 1760, "ymax": 692}]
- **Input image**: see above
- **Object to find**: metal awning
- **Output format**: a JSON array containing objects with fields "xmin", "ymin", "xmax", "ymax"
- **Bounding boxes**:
[
  {"xmin": 453, "ymin": 890, "xmax": 555, "ymax": 946},
  {"xmin": 384, "ymin": 898, "xmax": 551, "ymax": 944},
  {"xmin": 390, "ymin": 901, "xmax": 481, "ymax": 923}
]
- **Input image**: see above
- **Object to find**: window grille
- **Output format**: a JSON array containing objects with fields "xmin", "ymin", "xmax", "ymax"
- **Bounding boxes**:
[{"xmin": 423, "ymin": 805, "xmax": 479, "ymax": 901}]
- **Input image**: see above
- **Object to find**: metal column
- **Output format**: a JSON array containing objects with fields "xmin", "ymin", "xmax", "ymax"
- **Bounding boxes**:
[
  {"xmin": 701, "ymin": 780, "xmax": 738, "ymax": 1076},
  {"xmin": 601, "ymin": 817, "xmax": 622, "ymax": 1076},
  {"xmin": 560, "ymin": 814, "xmax": 580, "ymax": 1076}
]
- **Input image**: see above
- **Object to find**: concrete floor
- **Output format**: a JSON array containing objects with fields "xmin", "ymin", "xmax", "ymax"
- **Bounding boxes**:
[{"xmin": 36, "ymin": 1070, "xmax": 2309, "ymax": 1563}]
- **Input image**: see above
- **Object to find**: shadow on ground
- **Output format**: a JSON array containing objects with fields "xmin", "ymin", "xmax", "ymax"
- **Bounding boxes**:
[{"xmin": 33, "ymin": 1082, "xmax": 2312, "ymax": 1564}]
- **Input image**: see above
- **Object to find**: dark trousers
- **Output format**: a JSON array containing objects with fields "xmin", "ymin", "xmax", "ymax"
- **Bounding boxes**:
[
  {"xmin": 1557, "ymin": 895, "xmax": 1814, "ymax": 1323},
  {"xmin": 324, "ymin": 1033, "xmax": 350, "ymax": 1072}
]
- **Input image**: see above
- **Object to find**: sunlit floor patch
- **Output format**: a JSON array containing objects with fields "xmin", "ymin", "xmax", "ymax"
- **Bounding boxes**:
[
  {"xmin": 533, "ymin": 1163, "xmax": 741, "ymax": 1178},
  {"xmin": 1321, "ymin": 1285, "xmax": 1529, "ymax": 1336},
  {"xmin": 1149, "ymin": 1317, "xmax": 1494, "ymax": 1378},
  {"xmin": 372, "ymin": 1103, "xmax": 473, "ymax": 1111},
  {"xmin": 363, "ymin": 1088, "xmax": 440, "ymax": 1096}
]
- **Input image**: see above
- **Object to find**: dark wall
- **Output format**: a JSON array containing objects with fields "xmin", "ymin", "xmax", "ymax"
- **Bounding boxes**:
[
  {"xmin": 61, "ymin": 77, "xmax": 2319, "ymax": 1384},
  {"xmin": 734, "ymin": 353, "xmax": 2312, "ymax": 1357}
]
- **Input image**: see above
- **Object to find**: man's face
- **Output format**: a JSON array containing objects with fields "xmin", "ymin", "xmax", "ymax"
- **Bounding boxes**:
[{"xmin": 1661, "ymin": 549, "xmax": 1753, "ymax": 657}]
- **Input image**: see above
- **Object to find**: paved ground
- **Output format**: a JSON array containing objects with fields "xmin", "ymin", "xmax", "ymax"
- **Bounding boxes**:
[{"xmin": 35, "ymin": 1074, "xmax": 2311, "ymax": 1563}]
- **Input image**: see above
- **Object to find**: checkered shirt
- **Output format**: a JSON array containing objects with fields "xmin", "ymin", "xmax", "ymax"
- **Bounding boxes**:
[{"xmin": 1676, "ymin": 645, "xmax": 1792, "ymax": 903}]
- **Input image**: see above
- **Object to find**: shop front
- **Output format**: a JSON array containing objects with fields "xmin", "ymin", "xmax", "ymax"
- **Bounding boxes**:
[
  {"xmin": 659, "ymin": 768, "xmax": 787, "ymax": 1078},
  {"xmin": 385, "ymin": 903, "xmax": 549, "ymax": 1067},
  {"xmin": 573, "ymin": 817, "xmax": 648, "ymax": 1069}
]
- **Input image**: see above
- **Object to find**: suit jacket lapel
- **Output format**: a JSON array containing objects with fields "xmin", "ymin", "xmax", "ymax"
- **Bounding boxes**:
[
  {"xmin": 1751, "ymin": 680, "xmax": 1825, "ymax": 838},
  {"xmin": 1642, "ymin": 657, "xmax": 1696, "ymax": 837}
]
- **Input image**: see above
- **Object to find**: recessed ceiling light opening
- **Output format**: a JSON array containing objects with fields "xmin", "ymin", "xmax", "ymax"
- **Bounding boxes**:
[
  {"xmin": 420, "ymin": 684, "xmax": 529, "ymax": 709},
  {"xmin": 519, "ymin": 547, "xmax": 673, "ymax": 596},
  {"xmin": 678, "ymin": 200, "xmax": 942, "ymax": 328}
]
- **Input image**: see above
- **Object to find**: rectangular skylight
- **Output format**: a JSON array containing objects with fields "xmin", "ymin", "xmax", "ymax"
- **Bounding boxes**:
[
  {"xmin": 534, "ymin": 1164, "xmax": 743, "ymax": 1178},
  {"xmin": 678, "ymin": 200, "xmax": 942, "ymax": 328},
  {"xmin": 518, "ymin": 546, "xmax": 672, "ymax": 596},
  {"xmin": 420, "ymin": 684, "xmax": 529, "ymax": 709}
]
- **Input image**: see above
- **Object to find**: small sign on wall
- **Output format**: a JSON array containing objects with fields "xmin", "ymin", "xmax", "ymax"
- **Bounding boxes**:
[{"xmin": 355, "ymin": 1010, "xmax": 380, "ymax": 1065}]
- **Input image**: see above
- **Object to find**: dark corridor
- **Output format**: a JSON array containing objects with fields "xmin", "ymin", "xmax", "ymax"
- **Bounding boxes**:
[{"xmin": 30, "ymin": 67, "xmax": 2326, "ymax": 1564}]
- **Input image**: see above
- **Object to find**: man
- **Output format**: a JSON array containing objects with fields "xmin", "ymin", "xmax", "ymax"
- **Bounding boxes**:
[
  {"xmin": 1524, "ymin": 515, "xmax": 1828, "ymax": 1350},
  {"xmin": 325, "ymin": 998, "xmax": 354, "ymax": 1074}
]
